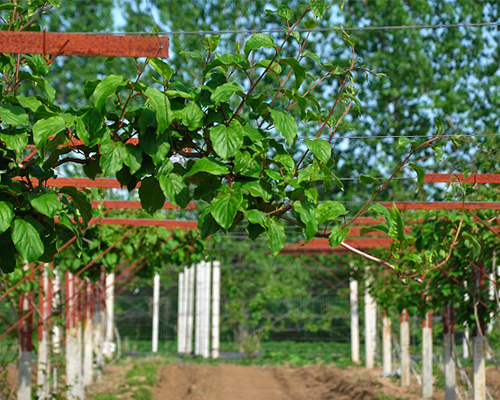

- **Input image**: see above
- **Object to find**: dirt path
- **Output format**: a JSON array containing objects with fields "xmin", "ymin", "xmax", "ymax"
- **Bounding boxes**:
[{"xmin": 152, "ymin": 364, "xmax": 435, "ymax": 400}]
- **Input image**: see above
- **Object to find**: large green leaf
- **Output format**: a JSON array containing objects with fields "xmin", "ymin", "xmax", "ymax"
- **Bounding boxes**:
[
  {"xmin": 328, "ymin": 225, "xmax": 350, "ymax": 248},
  {"xmin": 305, "ymin": 138, "xmax": 331, "ymax": 164},
  {"xmin": 210, "ymin": 82, "xmax": 244, "ymax": 105},
  {"xmin": 150, "ymin": 58, "xmax": 175, "ymax": 81},
  {"xmin": 11, "ymin": 217, "xmax": 44, "ymax": 262},
  {"xmin": 293, "ymin": 201, "xmax": 318, "ymax": 241},
  {"xmin": 29, "ymin": 193, "xmax": 62, "ymax": 218},
  {"xmin": 210, "ymin": 120, "xmax": 244, "ymax": 159},
  {"xmin": 0, "ymin": 104, "xmax": 28, "ymax": 125},
  {"xmin": 245, "ymin": 209, "xmax": 267, "ymax": 227},
  {"xmin": 182, "ymin": 102, "xmax": 205, "ymax": 130},
  {"xmin": 244, "ymin": 33, "xmax": 275, "ymax": 56},
  {"xmin": 270, "ymin": 109, "xmax": 297, "ymax": 145},
  {"xmin": 93, "ymin": 74, "xmax": 124, "ymax": 113},
  {"xmin": 309, "ymin": 0, "xmax": 326, "ymax": 17},
  {"xmin": 33, "ymin": 116, "xmax": 66, "ymax": 148},
  {"xmin": 139, "ymin": 176, "xmax": 166, "ymax": 215},
  {"xmin": 210, "ymin": 190, "xmax": 243, "ymax": 229},
  {"xmin": 266, "ymin": 217, "xmax": 285, "ymax": 256},
  {"xmin": 1, "ymin": 131, "xmax": 28, "ymax": 155},
  {"xmin": 0, "ymin": 201, "xmax": 15, "ymax": 234},
  {"xmin": 100, "ymin": 141, "xmax": 128, "ymax": 176},
  {"xmin": 159, "ymin": 173, "xmax": 191, "ymax": 208},
  {"xmin": 280, "ymin": 58, "xmax": 306, "ymax": 89},
  {"xmin": 199, "ymin": 208, "xmax": 221, "ymax": 238},
  {"xmin": 184, "ymin": 157, "xmax": 229, "ymax": 178},
  {"xmin": 315, "ymin": 201, "xmax": 347, "ymax": 223},
  {"xmin": 145, "ymin": 87, "xmax": 172, "ymax": 135},
  {"xmin": 59, "ymin": 187, "xmax": 92, "ymax": 226}
]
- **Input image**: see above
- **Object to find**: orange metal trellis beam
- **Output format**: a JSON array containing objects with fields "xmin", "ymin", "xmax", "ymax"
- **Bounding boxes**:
[
  {"xmin": 91, "ymin": 200, "xmax": 196, "ymax": 210},
  {"xmin": 424, "ymin": 173, "xmax": 500, "ymax": 184},
  {"xmin": 83, "ymin": 218, "xmax": 198, "ymax": 229},
  {"xmin": 282, "ymin": 238, "xmax": 393, "ymax": 254},
  {"xmin": 0, "ymin": 31, "xmax": 169, "ymax": 58}
]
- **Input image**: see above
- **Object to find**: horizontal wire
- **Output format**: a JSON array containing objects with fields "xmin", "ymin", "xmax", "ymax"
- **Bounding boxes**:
[{"xmin": 83, "ymin": 21, "xmax": 498, "ymax": 36}]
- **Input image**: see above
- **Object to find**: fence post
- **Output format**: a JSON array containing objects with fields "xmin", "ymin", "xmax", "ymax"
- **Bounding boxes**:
[
  {"xmin": 83, "ymin": 279, "xmax": 93, "ymax": 386},
  {"xmin": 76, "ymin": 277, "xmax": 84, "ymax": 399},
  {"xmin": 182, "ymin": 266, "xmax": 189, "ymax": 353},
  {"xmin": 152, "ymin": 272, "xmax": 160, "ymax": 354},
  {"xmin": 186, "ymin": 265, "xmax": 195, "ymax": 354},
  {"xmin": 444, "ymin": 305, "xmax": 456, "ymax": 400},
  {"xmin": 103, "ymin": 272, "xmax": 114, "ymax": 358},
  {"xmin": 349, "ymin": 278, "xmax": 360, "ymax": 364},
  {"xmin": 473, "ymin": 263, "xmax": 486, "ymax": 400},
  {"xmin": 382, "ymin": 311, "xmax": 391, "ymax": 374},
  {"xmin": 65, "ymin": 272, "xmax": 78, "ymax": 399},
  {"xmin": 364, "ymin": 278, "xmax": 376, "ymax": 368},
  {"xmin": 422, "ymin": 310, "xmax": 433, "ymax": 398},
  {"xmin": 52, "ymin": 268, "xmax": 61, "ymax": 390},
  {"xmin": 212, "ymin": 261, "xmax": 220, "ymax": 359},
  {"xmin": 195, "ymin": 263, "xmax": 201, "ymax": 356},
  {"xmin": 37, "ymin": 265, "xmax": 51, "ymax": 400},
  {"xmin": 177, "ymin": 271, "xmax": 184, "ymax": 354},
  {"xmin": 93, "ymin": 273, "xmax": 105, "ymax": 380},
  {"xmin": 18, "ymin": 269, "xmax": 33, "ymax": 400},
  {"xmin": 203, "ymin": 261, "xmax": 212, "ymax": 358},
  {"xmin": 400, "ymin": 308, "xmax": 410, "ymax": 387}
]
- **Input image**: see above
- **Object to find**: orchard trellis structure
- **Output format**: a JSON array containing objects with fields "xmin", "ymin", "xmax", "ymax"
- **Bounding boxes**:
[{"xmin": 282, "ymin": 191, "xmax": 500, "ymax": 400}]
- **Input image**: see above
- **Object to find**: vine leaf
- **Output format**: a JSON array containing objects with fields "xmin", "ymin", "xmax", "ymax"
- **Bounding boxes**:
[
  {"xmin": 0, "ymin": 104, "xmax": 28, "ymax": 125},
  {"xmin": 210, "ymin": 120, "xmax": 244, "ymax": 159},
  {"xmin": 270, "ymin": 109, "xmax": 297, "ymax": 145},
  {"xmin": 210, "ymin": 190, "xmax": 243, "ymax": 229},
  {"xmin": 29, "ymin": 193, "xmax": 62, "ymax": 218},
  {"xmin": 244, "ymin": 33, "xmax": 275, "ymax": 56},
  {"xmin": 139, "ymin": 176, "xmax": 166, "ymax": 215},
  {"xmin": 305, "ymin": 138, "xmax": 331, "ymax": 163},
  {"xmin": 315, "ymin": 201, "xmax": 347, "ymax": 223},
  {"xmin": 182, "ymin": 102, "xmax": 205, "ymax": 130},
  {"xmin": 293, "ymin": 201, "xmax": 318, "ymax": 241},
  {"xmin": 11, "ymin": 217, "xmax": 44, "ymax": 262},
  {"xmin": 0, "ymin": 201, "xmax": 15, "ymax": 234},
  {"xmin": 33, "ymin": 116, "xmax": 66, "ymax": 149},
  {"xmin": 266, "ymin": 217, "xmax": 285, "ymax": 256},
  {"xmin": 145, "ymin": 87, "xmax": 172, "ymax": 135},
  {"xmin": 211, "ymin": 82, "xmax": 244, "ymax": 105},
  {"xmin": 329, "ymin": 225, "xmax": 350, "ymax": 247},
  {"xmin": 184, "ymin": 158, "xmax": 229, "ymax": 178},
  {"xmin": 93, "ymin": 74, "xmax": 124, "ymax": 113}
]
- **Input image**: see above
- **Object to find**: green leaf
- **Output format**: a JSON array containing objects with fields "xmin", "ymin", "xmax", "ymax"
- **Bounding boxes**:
[
  {"xmin": 145, "ymin": 87, "xmax": 172, "ymax": 134},
  {"xmin": 270, "ymin": 109, "xmax": 297, "ymax": 145},
  {"xmin": 0, "ymin": 201, "xmax": 15, "ymax": 234},
  {"xmin": 93, "ymin": 74, "xmax": 124, "ymax": 113},
  {"xmin": 16, "ymin": 96, "xmax": 42, "ymax": 113},
  {"xmin": 0, "ymin": 104, "xmax": 28, "ymax": 125},
  {"xmin": 293, "ymin": 201, "xmax": 318, "ymax": 241},
  {"xmin": 242, "ymin": 181, "xmax": 272, "ymax": 201},
  {"xmin": 1, "ymin": 131, "xmax": 28, "ymax": 154},
  {"xmin": 182, "ymin": 102, "xmax": 205, "ymax": 130},
  {"xmin": 305, "ymin": 138, "xmax": 331, "ymax": 163},
  {"xmin": 397, "ymin": 136, "xmax": 411, "ymax": 149},
  {"xmin": 125, "ymin": 144, "xmax": 143, "ymax": 175},
  {"xmin": 280, "ymin": 58, "xmax": 306, "ymax": 88},
  {"xmin": 100, "ymin": 141, "xmax": 128, "ymax": 176},
  {"xmin": 203, "ymin": 35, "xmax": 221, "ymax": 52},
  {"xmin": 463, "ymin": 232, "xmax": 481, "ymax": 258},
  {"xmin": 254, "ymin": 59, "xmax": 282, "ymax": 74},
  {"xmin": 29, "ymin": 193, "xmax": 61, "ymax": 218},
  {"xmin": 184, "ymin": 157, "xmax": 229, "ymax": 178},
  {"xmin": 389, "ymin": 204, "xmax": 405, "ymax": 242},
  {"xmin": 139, "ymin": 176, "xmax": 166, "ymax": 215},
  {"xmin": 266, "ymin": 218, "xmax": 285, "ymax": 256},
  {"xmin": 328, "ymin": 225, "xmax": 349, "ymax": 248},
  {"xmin": 210, "ymin": 82, "xmax": 244, "ymax": 105},
  {"xmin": 310, "ymin": 0, "xmax": 326, "ymax": 17},
  {"xmin": 32, "ymin": 116, "xmax": 66, "ymax": 149},
  {"xmin": 276, "ymin": 5, "xmax": 293, "ymax": 20},
  {"xmin": 245, "ymin": 209, "xmax": 267, "ymax": 227},
  {"xmin": 315, "ymin": 201, "xmax": 347, "ymax": 223},
  {"xmin": 159, "ymin": 173, "xmax": 191, "ymax": 208},
  {"xmin": 149, "ymin": 58, "xmax": 175, "ymax": 81},
  {"xmin": 11, "ymin": 217, "xmax": 44, "ymax": 262},
  {"xmin": 359, "ymin": 174, "xmax": 381, "ymax": 186},
  {"xmin": 199, "ymin": 208, "xmax": 221, "ymax": 238},
  {"xmin": 210, "ymin": 190, "xmax": 243, "ymax": 229},
  {"xmin": 59, "ymin": 187, "xmax": 92, "ymax": 226},
  {"xmin": 244, "ymin": 33, "xmax": 275, "ymax": 56},
  {"xmin": 210, "ymin": 120, "xmax": 244, "ymax": 159},
  {"xmin": 302, "ymin": 52, "xmax": 323, "ymax": 68},
  {"xmin": 409, "ymin": 163, "xmax": 425, "ymax": 193}
]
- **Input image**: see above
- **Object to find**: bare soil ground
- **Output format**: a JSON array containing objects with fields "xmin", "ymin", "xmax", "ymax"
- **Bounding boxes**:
[{"xmin": 152, "ymin": 364, "xmax": 440, "ymax": 400}]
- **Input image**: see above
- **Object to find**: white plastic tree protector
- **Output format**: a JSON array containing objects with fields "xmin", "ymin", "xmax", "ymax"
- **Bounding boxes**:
[
  {"xmin": 349, "ymin": 279, "xmax": 360, "ymax": 364},
  {"xmin": 400, "ymin": 309, "xmax": 410, "ymax": 387},
  {"xmin": 103, "ymin": 272, "xmax": 115, "ymax": 358},
  {"xmin": 382, "ymin": 313, "xmax": 391, "ymax": 374},
  {"xmin": 364, "ymin": 279, "xmax": 376, "ymax": 368},
  {"xmin": 422, "ymin": 311, "xmax": 433, "ymax": 398},
  {"xmin": 212, "ymin": 261, "xmax": 221, "ymax": 359},
  {"xmin": 177, "ymin": 272, "xmax": 184, "ymax": 353},
  {"xmin": 186, "ymin": 266, "xmax": 195, "ymax": 354},
  {"xmin": 37, "ymin": 266, "xmax": 51, "ymax": 400},
  {"xmin": 152, "ymin": 272, "xmax": 160, "ymax": 353}
]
